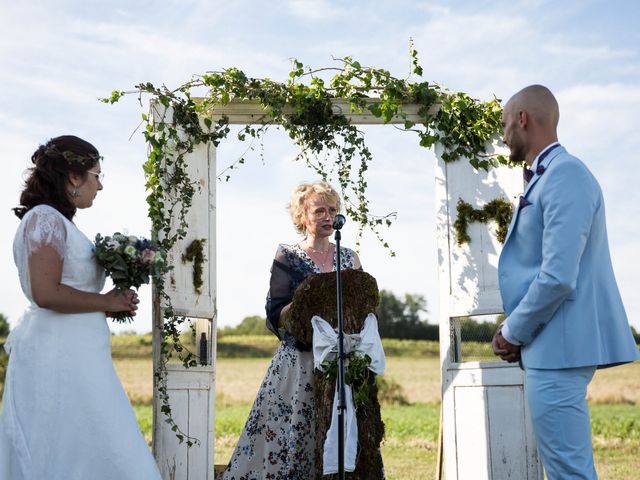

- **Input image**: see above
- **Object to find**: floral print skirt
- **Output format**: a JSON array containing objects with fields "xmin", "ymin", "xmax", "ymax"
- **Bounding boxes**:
[{"xmin": 219, "ymin": 337, "xmax": 316, "ymax": 480}]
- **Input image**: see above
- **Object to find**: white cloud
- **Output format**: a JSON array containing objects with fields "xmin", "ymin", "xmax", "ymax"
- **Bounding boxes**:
[
  {"xmin": 0, "ymin": 0, "xmax": 638, "ymax": 334},
  {"xmin": 287, "ymin": 0, "xmax": 347, "ymax": 21},
  {"xmin": 544, "ymin": 43, "xmax": 634, "ymax": 61},
  {"xmin": 1, "ymin": 74, "xmax": 99, "ymax": 107},
  {"xmin": 559, "ymin": 83, "xmax": 640, "ymax": 154}
]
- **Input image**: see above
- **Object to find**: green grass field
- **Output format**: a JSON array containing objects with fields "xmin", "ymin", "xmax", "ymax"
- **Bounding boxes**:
[
  {"xmin": 131, "ymin": 401, "xmax": 640, "ymax": 480},
  {"xmin": 209, "ymin": 350, "xmax": 640, "ymax": 479},
  {"xmin": 2, "ymin": 334, "xmax": 640, "ymax": 479}
]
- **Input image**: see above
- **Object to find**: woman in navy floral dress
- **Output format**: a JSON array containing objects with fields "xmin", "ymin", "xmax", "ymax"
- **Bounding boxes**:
[{"xmin": 219, "ymin": 182, "xmax": 361, "ymax": 480}]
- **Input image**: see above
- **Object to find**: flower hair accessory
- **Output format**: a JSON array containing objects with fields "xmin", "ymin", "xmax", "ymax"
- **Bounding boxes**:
[{"xmin": 44, "ymin": 144, "xmax": 103, "ymax": 166}]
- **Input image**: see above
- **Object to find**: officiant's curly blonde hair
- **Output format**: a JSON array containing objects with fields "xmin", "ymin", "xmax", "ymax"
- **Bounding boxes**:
[{"xmin": 288, "ymin": 181, "xmax": 341, "ymax": 235}]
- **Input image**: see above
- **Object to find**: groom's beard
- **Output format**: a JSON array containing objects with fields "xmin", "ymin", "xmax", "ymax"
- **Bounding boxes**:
[
  {"xmin": 507, "ymin": 137, "xmax": 526, "ymax": 164},
  {"xmin": 509, "ymin": 150, "xmax": 524, "ymax": 164}
]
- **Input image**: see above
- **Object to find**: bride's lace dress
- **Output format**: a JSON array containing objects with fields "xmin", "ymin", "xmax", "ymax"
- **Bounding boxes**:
[{"xmin": 0, "ymin": 204, "xmax": 160, "ymax": 480}]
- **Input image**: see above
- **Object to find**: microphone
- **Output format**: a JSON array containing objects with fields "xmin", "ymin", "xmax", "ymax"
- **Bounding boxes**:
[{"xmin": 332, "ymin": 214, "xmax": 346, "ymax": 230}]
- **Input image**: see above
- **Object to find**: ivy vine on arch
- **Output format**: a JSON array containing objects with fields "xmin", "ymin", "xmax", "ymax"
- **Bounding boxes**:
[{"xmin": 102, "ymin": 42, "xmax": 515, "ymax": 442}]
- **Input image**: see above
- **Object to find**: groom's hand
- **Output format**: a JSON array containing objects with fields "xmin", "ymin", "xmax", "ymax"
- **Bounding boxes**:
[{"xmin": 492, "ymin": 327, "xmax": 521, "ymax": 363}]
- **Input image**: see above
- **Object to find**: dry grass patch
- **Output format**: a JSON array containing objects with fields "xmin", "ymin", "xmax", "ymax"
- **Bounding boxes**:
[
  {"xmin": 215, "ymin": 358, "xmax": 271, "ymax": 405},
  {"xmin": 384, "ymin": 357, "xmax": 440, "ymax": 404},
  {"xmin": 113, "ymin": 358, "xmax": 154, "ymax": 405},
  {"xmin": 214, "ymin": 434, "xmax": 240, "ymax": 466},
  {"xmin": 213, "ymin": 356, "xmax": 442, "ymax": 405},
  {"xmin": 588, "ymin": 362, "xmax": 640, "ymax": 405},
  {"xmin": 114, "ymin": 351, "xmax": 640, "ymax": 408},
  {"xmin": 594, "ymin": 442, "xmax": 640, "ymax": 480}
]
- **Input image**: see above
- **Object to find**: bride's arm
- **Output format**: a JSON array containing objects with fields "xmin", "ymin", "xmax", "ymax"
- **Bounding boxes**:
[{"xmin": 29, "ymin": 245, "xmax": 137, "ymax": 315}]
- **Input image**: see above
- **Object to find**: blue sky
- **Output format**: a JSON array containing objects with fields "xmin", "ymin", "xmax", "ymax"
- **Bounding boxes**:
[{"xmin": 1, "ymin": 0, "xmax": 639, "ymax": 333}]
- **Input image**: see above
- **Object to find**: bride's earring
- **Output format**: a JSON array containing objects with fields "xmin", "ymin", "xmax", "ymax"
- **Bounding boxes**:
[{"xmin": 68, "ymin": 174, "xmax": 81, "ymax": 198}]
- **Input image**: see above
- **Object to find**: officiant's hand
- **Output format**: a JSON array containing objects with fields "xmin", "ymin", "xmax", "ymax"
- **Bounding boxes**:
[
  {"xmin": 492, "ymin": 327, "xmax": 520, "ymax": 363},
  {"xmin": 279, "ymin": 303, "xmax": 292, "ymax": 330}
]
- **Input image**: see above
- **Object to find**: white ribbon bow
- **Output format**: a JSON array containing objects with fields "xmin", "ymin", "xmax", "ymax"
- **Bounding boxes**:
[{"xmin": 311, "ymin": 313, "xmax": 386, "ymax": 475}]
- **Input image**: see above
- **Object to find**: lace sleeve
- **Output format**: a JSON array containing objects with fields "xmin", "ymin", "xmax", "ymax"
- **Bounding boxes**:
[
  {"xmin": 21, "ymin": 205, "xmax": 68, "ymax": 261},
  {"xmin": 265, "ymin": 245, "xmax": 294, "ymax": 338}
]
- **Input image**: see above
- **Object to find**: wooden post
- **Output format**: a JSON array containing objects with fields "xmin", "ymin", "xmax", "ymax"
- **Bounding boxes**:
[
  {"xmin": 151, "ymin": 102, "xmax": 217, "ymax": 480},
  {"xmin": 435, "ymin": 143, "xmax": 543, "ymax": 479}
]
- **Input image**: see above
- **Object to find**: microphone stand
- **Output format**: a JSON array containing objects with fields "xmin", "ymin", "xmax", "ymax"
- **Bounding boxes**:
[{"xmin": 334, "ymin": 224, "xmax": 346, "ymax": 480}]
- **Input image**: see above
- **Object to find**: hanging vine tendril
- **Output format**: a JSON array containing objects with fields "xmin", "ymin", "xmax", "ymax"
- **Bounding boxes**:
[{"xmin": 101, "ymin": 41, "xmax": 510, "ymax": 442}]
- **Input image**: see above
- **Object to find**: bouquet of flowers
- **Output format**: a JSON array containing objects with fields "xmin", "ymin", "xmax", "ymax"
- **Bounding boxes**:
[{"xmin": 94, "ymin": 232, "xmax": 169, "ymax": 323}]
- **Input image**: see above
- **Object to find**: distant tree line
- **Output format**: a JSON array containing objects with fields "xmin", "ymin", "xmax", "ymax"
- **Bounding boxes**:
[
  {"xmin": 219, "ymin": 291, "xmax": 439, "ymax": 340},
  {"xmin": 217, "ymin": 301, "xmax": 640, "ymax": 345},
  {"xmin": 375, "ymin": 290, "xmax": 437, "ymax": 340},
  {"xmin": 218, "ymin": 315, "xmax": 271, "ymax": 337}
]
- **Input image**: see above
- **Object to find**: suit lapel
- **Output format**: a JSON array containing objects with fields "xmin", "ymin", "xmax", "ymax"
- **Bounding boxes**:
[
  {"xmin": 503, "ymin": 200, "xmax": 520, "ymax": 246},
  {"xmin": 522, "ymin": 170, "xmax": 542, "ymax": 197},
  {"xmin": 502, "ymin": 146, "xmax": 565, "ymax": 246},
  {"xmin": 522, "ymin": 145, "xmax": 564, "ymax": 197}
]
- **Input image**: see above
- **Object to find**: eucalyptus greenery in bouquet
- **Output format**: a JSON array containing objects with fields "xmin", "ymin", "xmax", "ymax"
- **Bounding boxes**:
[{"xmin": 94, "ymin": 232, "xmax": 168, "ymax": 323}]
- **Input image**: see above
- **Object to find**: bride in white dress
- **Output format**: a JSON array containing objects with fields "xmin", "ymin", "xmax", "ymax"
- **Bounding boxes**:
[{"xmin": 0, "ymin": 136, "xmax": 161, "ymax": 480}]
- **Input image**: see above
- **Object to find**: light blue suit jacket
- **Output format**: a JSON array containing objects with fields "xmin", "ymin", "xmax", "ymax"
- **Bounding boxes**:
[{"xmin": 499, "ymin": 146, "xmax": 640, "ymax": 369}]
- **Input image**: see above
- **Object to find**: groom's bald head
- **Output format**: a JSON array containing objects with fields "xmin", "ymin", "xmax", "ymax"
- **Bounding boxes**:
[{"xmin": 506, "ymin": 85, "xmax": 559, "ymax": 131}]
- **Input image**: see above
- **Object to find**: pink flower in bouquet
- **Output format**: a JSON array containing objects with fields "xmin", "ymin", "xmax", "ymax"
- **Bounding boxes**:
[
  {"xmin": 94, "ymin": 232, "xmax": 169, "ymax": 323},
  {"xmin": 141, "ymin": 248, "xmax": 156, "ymax": 265}
]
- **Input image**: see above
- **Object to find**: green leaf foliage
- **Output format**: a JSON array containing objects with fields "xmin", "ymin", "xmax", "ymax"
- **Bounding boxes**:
[
  {"xmin": 181, "ymin": 239, "xmax": 206, "ymax": 295},
  {"xmin": 454, "ymin": 197, "xmax": 513, "ymax": 245},
  {"xmin": 0, "ymin": 313, "xmax": 9, "ymax": 338},
  {"xmin": 103, "ymin": 42, "xmax": 513, "ymax": 445}
]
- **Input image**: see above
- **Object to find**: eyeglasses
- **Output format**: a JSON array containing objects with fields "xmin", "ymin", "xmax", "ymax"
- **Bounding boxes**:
[
  {"xmin": 310, "ymin": 207, "xmax": 338, "ymax": 218},
  {"xmin": 87, "ymin": 170, "xmax": 104, "ymax": 183}
]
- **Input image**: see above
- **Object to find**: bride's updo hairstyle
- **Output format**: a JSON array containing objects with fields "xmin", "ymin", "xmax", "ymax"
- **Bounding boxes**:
[
  {"xmin": 287, "ymin": 181, "xmax": 341, "ymax": 235},
  {"xmin": 14, "ymin": 135, "xmax": 102, "ymax": 221}
]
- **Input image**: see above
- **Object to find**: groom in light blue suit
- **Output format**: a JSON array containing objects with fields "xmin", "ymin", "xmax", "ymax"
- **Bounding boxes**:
[{"xmin": 492, "ymin": 85, "xmax": 640, "ymax": 479}]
